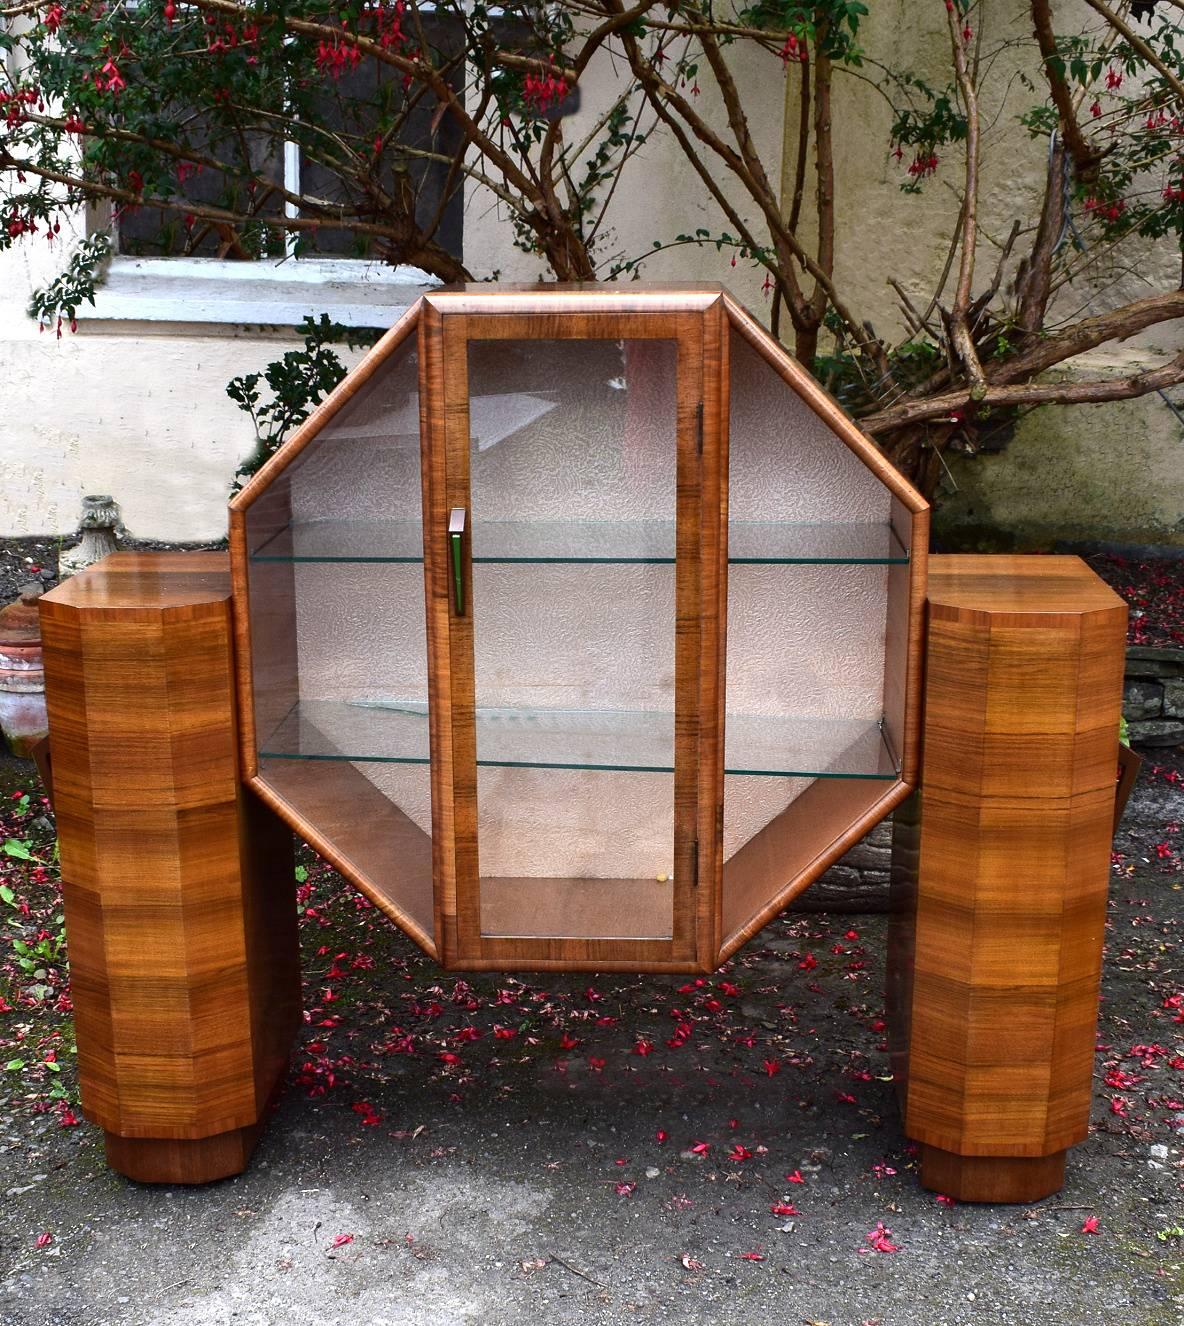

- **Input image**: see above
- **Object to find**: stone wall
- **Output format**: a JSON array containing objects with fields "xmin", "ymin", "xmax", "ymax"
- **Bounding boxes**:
[
  {"xmin": 801, "ymin": 642, "xmax": 1184, "ymax": 912},
  {"xmin": 1124, "ymin": 647, "xmax": 1184, "ymax": 749}
]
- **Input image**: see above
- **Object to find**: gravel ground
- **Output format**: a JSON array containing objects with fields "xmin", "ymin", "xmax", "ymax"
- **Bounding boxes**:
[{"xmin": 0, "ymin": 746, "xmax": 1181, "ymax": 1326}]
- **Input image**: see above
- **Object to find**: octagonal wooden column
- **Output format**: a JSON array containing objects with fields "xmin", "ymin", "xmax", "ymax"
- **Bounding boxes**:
[
  {"xmin": 40, "ymin": 553, "xmax": 300, "ymax": 1184},
  {"xmin": 889, "ymin": 555, "xmax": 1126, "ymax": 1202}
]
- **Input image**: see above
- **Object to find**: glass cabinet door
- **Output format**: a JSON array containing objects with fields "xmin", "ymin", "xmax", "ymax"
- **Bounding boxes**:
[{"xmin": 432, "ymin": 313, "xmax": 707, "ymax": 968}]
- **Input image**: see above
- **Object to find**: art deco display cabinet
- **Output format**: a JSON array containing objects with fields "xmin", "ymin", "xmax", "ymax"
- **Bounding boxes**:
[
  {"xmin": 231, "ymin": 285, "xmax": 926, "ymax": 973},
  {"xmin": 39, "ymin": 285, "xmax": 1126, "ymax": 1199}
]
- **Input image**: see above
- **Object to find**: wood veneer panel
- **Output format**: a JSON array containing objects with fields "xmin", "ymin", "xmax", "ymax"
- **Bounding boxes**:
[
  {"xmin": 40, "ymin": 554, "xmax": 300, "ymax": 1171},
  {"xmin": 253, "ymin": 757, "xmax": 435, "ymax": 956},
  {"xmin": 720, "ymin": 776, "xmax": 913, "ymax": 960},
  {"xmin": 883, "ymin": 496, "xmax": 929, "ymax": 785},
  {"xmin": 894, "ymin": 555, "xmax": 1126, "ymax": 1198}
]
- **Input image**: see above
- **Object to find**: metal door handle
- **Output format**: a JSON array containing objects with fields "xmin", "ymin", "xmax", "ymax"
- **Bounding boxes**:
[{"xmin": 448, "ymin": 507, "xmax": 466, "ymax": 615}]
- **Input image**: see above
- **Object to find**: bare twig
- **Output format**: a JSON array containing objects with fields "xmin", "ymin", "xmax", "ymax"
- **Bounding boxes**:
[{"xmin": 945, "ymin": 5, "xmax": 988, "ymax": 398}]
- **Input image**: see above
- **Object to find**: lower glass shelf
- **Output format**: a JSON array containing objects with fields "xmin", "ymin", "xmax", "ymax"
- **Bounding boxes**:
[{"xmin": 259, "ymin": 699, "xmax": 898, "ymax": 779}]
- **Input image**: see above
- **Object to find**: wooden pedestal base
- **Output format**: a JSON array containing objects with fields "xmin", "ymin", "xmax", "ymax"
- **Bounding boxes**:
[
  {"xmin": 40, "ymin": 554, "xmax": 301, "ymax": 1186},
  {"xmin": 104, "ymin": 1123, "xmax": 266, "ymax": 1186},
  {"xmin": 919, "ymin": 1145, "xmax": 1067, "ymax": 1204},
  {"xmin": 890, "ymin": 557, "xmax": 1127, "ymax": 1203}
]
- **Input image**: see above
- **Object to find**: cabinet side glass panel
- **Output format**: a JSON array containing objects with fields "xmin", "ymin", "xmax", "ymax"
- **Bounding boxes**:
[
  {"xmin": 722, "ymin": 328, "xmax": 893, "ymax": 936},
  {"xmin": 245, "ymin": 338, "xmax": 435, "ymax": 939},
  {"xmin": 465, "ymin": 339, "xmax": 677, "ymax": 941}
]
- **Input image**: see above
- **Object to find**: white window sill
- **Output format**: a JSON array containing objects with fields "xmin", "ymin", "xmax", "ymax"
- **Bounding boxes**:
[{"xmin": 81, "ymin": 255, "xmax": 441, "ymax": 329}]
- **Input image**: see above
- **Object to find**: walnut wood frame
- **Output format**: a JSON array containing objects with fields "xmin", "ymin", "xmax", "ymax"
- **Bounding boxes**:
[{"xmin": 228, "ymin": 284, "xmax": 929, "ymax": 974}]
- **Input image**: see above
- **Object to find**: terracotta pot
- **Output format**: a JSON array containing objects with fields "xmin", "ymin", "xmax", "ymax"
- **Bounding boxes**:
[
  {"xmin": 1113, "ymin": 742, "xmax": 1143, "ymax": 835},
  {"xmin": 0, "ymin": 583, "xmax": 48, "ymax": 758}
]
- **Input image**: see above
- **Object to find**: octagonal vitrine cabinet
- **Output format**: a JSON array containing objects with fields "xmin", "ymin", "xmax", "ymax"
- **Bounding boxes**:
[{"xmin": 230, "ymin": 285, "xmax": 928, "ymax": 973}]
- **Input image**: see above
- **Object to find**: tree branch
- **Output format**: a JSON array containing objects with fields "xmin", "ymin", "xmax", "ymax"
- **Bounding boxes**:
[
  {"xmin": 946, "ymin": 6, "xmax": 987, "ymax": 398},
  {"xmin": 1030, "ymin": 0, "xmax": 1102, "ymax": 176},
  {"xmin": 862, "ymin": 347, "xmax": 1184, "ymax": 433}
]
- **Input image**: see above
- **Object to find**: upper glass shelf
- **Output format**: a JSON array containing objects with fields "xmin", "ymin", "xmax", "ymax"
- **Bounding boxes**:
[
  {"xmin": 259, "ymin": 699, "xmax": 898, "ymax": 780},
  {"xmin": 250, "ymin": 519, "xmax": 908, "ymax": 566}
]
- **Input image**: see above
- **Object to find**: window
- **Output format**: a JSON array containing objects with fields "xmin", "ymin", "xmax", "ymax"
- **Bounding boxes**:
[{"xmin": 115, "ymin": 12, "xmax": 465, "ymax": 267}]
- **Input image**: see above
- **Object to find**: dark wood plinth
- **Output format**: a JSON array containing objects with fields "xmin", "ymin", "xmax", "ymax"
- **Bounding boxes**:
[
  {"xmin": 920, "ymin": 1145, "xmax": 1067, "ymax": 1204},
  {"xmin": 40, "ymin": 553, "xmax": 301, "ymax": 1185},
  {"xmin": 104, "ymin": 1122, "xmax": 265, "ymax": 1185},
  {"xmin": 890, "ymin": 556, "xmax": 1127, "ymax": 1203}
]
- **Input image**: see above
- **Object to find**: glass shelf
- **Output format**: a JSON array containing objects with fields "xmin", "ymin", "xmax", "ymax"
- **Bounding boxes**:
[
  {"xmin": 249, "ymin": 518, "xmax": 908, "ymax": 566},
  {"xmin": 260, "ymin": 699, "xmax": 898, "ymax": 779}
]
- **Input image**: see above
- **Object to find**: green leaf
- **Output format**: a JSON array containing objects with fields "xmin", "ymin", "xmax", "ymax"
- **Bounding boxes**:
[
  {"xmin": 4, "ymin": 1059, "xmax": 25, "ymax": 1072},
  {"xmin": 0, "ymin": 885, "xmax": 15, "ymax": 906},
  {"xmin": 2, "ymin": 839, "xmax": 34, "ymax": 861},
  {"xmin": 295, "ymin": 865, "xmax": 308, "ymax": 883}
]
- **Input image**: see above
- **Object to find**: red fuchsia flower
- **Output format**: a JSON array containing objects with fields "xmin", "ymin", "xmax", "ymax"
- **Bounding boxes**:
[
  {"xmin": 739, "ymin": 1250, "xmax": 766, "ymax": 1261},
  {"xmin": 492, "ymin": 1025, "xmax": 516, "ymax": 1040},
  {"xmin": 316, "ymin": 39, "xmax": 362, "ymax": 80},
  {"xmin": 1084, "ymin": 196, "xmax": 1126, "ymax": 223},
  {"xmin": 936, "ymin": 1193, "xmax": 956, "ymax": 1206},
  {"xmin": 633, "ymin": 1038, "xmax": 654, "ymax": 1056},
  {"xmin": 962, "ymin": 24, "xmax": 972, "ymax": 42},
  {"xmin": 44, "ymin": 3, "xmax": 65, "ymax": 32},
  {"xmin": 656, "ymin": 1129, "xmax": 668, "ymax": 1144},
  {"xmin": 770, "ymin": 1202, "xmax": 800, "ymax": 1217},
  {"xmin": 907, "ymin": 153, "xmax": 940, "ymax": 179},
  {"xmin": 164, "ymin": 1, "xmax": 176, "ymax": 24},
  {"xmin": 588, "ymin": 1056, "xmax": 605, "ymax": 1072},
  {"xmin": 690, "ymin": 1140, "xmax": 710, "ymax": 1155},
  {"xmin": 1106, "ymin": 66, "xmax": 1123, "ymax": 90},
  {"xmin": 372, "ymin": 0, "xmax": 408, "ymax": 53},
  {"xmin": 786, "ymin": 1169, "xmax": 804, "ymax": 1184},
  {"xmin": 559, "ymin": 1032, "xmax": 580, "ymax": 1050},
  {"xmin": 523, "ymin": 60, "xmax": 568, "ymax": 115},
  {"xmin": 330, "ymin": 1233, "xmax": 354, "ymax": 1249},
  {"xmin": 615, "ymin": 1182, "xmax": 636, "ymax": 1196},
  {"xmin": 35, "ymin": 1233, "xmax": 52, "ymax": 1249},
  {"xmin": 728, "ymin": 1144, "xmax": 753, "ymax": 1162},
  {"xmin": 798, "ymin": 952, "xmax": 817, "ymax": 971},
  {"xmin": 1090, "ymin": 100, "xmax": 1102, "ymax": 118},
  {"xmin": 779, "ymin": 32, "xmax": 807, "ymax": 65},
  {"xmin": 1081, "ymin": 1215, "xmax": 1101, "ymax": 1235},
  {"xmin": 863, "ymin": 1222, "xmax": 898, "ymax": 1254},
  {"xmin": 99, "ymin": 59, "xmax": 126, "ymax": 93}
]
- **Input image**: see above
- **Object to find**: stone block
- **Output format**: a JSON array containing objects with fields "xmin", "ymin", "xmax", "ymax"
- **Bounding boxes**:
[
  {"xmin": 1163, "ymin": 678, "xmax": 1184, "ymax": 719},
  {"xmin": 1125, "ymin": 646, "xmax": 1184, "ymax": 678},
  {"xmin": 1123, "ymin": 679, "xmax": 1163, "ymax": 720},
  {"xmin": 1128, "ymin": 718, "xmax": 1184, "ymax": 748}
]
